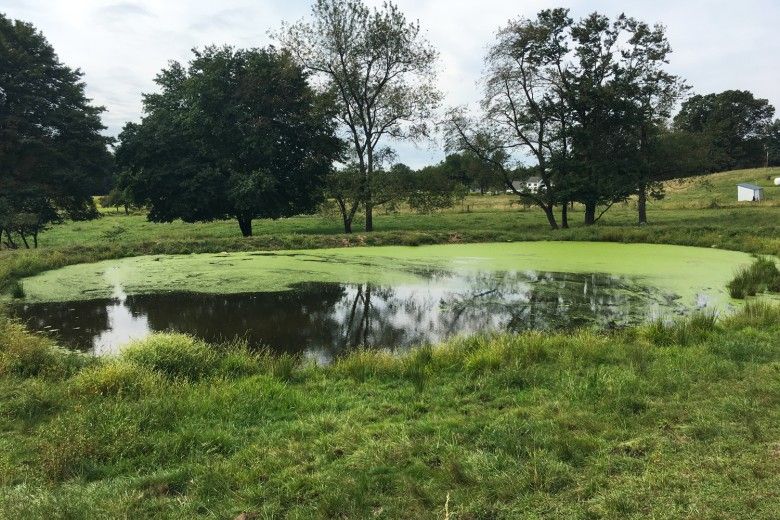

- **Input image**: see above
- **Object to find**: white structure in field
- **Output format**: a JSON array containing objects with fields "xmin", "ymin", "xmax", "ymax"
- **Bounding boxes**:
[
  {"xmin": 737, "ymin": 183, "xmax": 764, "ymax": 202},
  {"xmin": 508, "ymin": 177, "xmax": 544, "ymax": 194},
  {"xmin": 774, "ymin": 177, "xmax": 780, "ymax": 186}
]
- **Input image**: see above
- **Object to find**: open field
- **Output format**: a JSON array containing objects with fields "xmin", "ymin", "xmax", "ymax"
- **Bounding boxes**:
[{"xmin": 0, "ymin": 168, "xmax": 779, "ymax": 518}]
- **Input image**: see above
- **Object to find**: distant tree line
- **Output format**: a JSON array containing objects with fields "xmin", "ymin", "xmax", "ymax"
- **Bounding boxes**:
[
  {"xmin": 2, "ymin": 3, "xmax": 779, "ymax": 244},
  {"xmin": 446, "ymin": 8, "xmax": 779, "ymax": 228}
]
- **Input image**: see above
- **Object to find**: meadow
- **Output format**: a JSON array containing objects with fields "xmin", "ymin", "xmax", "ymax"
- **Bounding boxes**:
[{"xmin": 0, "ymin": 167, "xmax": 779, "ymax": 518}]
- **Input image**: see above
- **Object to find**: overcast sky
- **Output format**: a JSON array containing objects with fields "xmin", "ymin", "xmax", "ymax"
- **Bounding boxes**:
[{"xmin": 3, "ymin": 0, "xmax": 779, "ymax": 167}]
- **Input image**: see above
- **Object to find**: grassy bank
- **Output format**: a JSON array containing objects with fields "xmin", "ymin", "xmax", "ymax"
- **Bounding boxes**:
[
  {"xmin": 1, "ymin": 167, "xmax": 779, "ymax": 294},
  {"xmin": 1, "ymin": 303, "xmax": 779, "ymax": 518}
]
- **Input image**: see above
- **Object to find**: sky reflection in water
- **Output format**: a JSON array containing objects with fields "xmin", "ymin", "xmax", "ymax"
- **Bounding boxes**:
[{"xmin": 14, "ymin": 270, "xmax": 677, "ymax": 360}]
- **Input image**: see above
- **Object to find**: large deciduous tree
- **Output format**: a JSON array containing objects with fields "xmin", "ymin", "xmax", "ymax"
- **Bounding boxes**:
[
  {"xmin": 447, "ymin": 9, "xmax": 572, "ymax": 229},
  {"xmin": 279, "ymin": 0, "xmax": 440, "ymax": 232},
  {"xmin": 0, "ymin": 14, "xmax": 112, "ymax": 248},
  {"xmin": 116, "ymin": 46, "xmax": 340, "ymax": 237},
  {"xmin": 448, "ymin": 9, "xmax": 682, "ymax": 228},
  {"xmin": 673, "ymin": 90, "xmax": 775, "ymax": 171}
]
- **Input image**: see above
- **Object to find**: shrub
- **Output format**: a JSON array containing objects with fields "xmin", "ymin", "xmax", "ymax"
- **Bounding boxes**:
[
  {"xmin": 8, "ymin": 280, "xmax": 25, "ymax": 299},
  {"xmin": 727, "ymin": 256, "xmax": 780, "ymax": 298},
  {"xmin": 121, "ymin": 333, "xmax": 217, "ymax": 381},
  {"xmin": 70, "ymin": 361, "xmax": 163, "ymax": 398}
]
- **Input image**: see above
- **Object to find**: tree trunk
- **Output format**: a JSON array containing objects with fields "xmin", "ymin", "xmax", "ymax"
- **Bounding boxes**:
[
  {"xmin": 343, "ymin": 216, "xmax": 353, "ymax": 234},
  {"xmin": 4, "ymin": 230, "xmax": 16, "ymax": 249},
  {"xmin": 637, "ymin": 185, "xmax": 648, "ymax": 225},
  {"xmin": 364, "ymin": 200, "xmax": 373, "ymax": 232},
  {"xmin": 365, "ymin": 152, "xmax": 374, "ymax": 232},
  {"xmin": 19, "ymin": 233, "xmax": 30, "ymax": 249},
  {"xmin": 32, "ymin": 230, "xmax": 38, "ymax": 248},
  {"xmin": 561, "ymin": 203, "xmax": 569, "ymax": 229},
  {"xmin": 237, "ymin": 216, "xmax": 253, "ymax": 237},
  {"xmin": 584, "ymin": 202, "xmax": 597, "ymax": 226},
  {"xmin": 542, "ymin": 205, "xmax": 559, "ymax": 230}
]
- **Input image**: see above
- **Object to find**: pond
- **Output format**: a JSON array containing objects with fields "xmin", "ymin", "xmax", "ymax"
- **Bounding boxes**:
[{"xmin": 13, "ymin": 242, "xmax": 751, "ymax": 358}]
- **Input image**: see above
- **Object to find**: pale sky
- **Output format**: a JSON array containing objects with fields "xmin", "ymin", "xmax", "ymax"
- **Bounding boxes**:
[{"xmin": 3, "ymin": 0, "xmax": 779, "ymax": 167}]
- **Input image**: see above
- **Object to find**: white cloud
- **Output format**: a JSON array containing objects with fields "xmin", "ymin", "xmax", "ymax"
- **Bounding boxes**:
[{"xmin": 4, "ymin": 0, "xmax": 779, "ymax": 167}]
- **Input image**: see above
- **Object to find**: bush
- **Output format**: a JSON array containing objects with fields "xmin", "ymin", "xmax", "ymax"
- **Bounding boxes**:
[
  {"xmin": 70, "ymin": 361, "xmax": 163, "ymax": 398},
  {"xmin": 727, "ymin": 257, "xmax": 780, "ymax": 298},
  {"xmin": 121, "ymin": 333, "xmax": 217, "ymax": 381}
]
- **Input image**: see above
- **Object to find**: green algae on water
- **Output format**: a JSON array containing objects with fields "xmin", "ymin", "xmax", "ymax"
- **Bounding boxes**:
[{"xmin": 19, "ymin": 242, "xmax": 753, "ymax": 308}]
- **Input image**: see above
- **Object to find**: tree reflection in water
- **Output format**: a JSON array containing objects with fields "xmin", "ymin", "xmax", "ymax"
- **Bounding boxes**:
[{"xmin": 13, "ymin": 270, "xmax": 668, "ymax": 360}]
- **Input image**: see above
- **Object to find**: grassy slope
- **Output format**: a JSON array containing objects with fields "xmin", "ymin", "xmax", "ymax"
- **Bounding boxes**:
[
  {"xmin": 0, "ymin": 168, "xmax": 779, "ymax": 518},
  {"xmin": 1, "ymin": 305, "xmax": 779, "ymax": 519}
]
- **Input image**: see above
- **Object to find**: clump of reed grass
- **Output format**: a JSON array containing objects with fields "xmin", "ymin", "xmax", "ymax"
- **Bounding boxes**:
[
  {"xmin": 727, "ymin": 256, "xmax": 780, "ymax": 299},
  {"xmin": 722, "ymin": 300, "xmax": 780, "ymax": 329},
  {"xmin": 70, "ymin": 361, "xmax": 164, "ymax": 398},
  {"xmin": 644, "ymin": 311, "xmax": 718, "ymax": 347},
  {"xmin": 121, "ymin": 333, "xmax": 217, "ymax": 381},
  {"xmin": 0, "ymin": 316, "xmax": 83, "ymax": 379},
  {"xmin": 8, "ymin": 279, "xmax": 25, "ymax": 299}
]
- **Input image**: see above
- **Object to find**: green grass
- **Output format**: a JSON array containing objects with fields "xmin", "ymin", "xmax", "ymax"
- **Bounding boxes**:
[
  {"xmin": 0, "ymin": 304, "xmax": 779, "ymax": 518},
  {"xmin": 2, "ymin": 168, "xmax": 779, "ymax": 296},
  {"xmin": 0, "ymin": 167, "xmax": 778, "ymax": 518}
]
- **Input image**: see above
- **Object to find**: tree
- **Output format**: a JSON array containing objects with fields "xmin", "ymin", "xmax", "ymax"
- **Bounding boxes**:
[
  {"xmin": 280, "ymin": 0, "xmax": 440, "ymax": 232},
  {"xmin": 0, "ymin": 14, "xmax": 112, "ymax": 248},
  {"xmin": 447, "ymin": 9, "xmax": 573, "ymax": 229},
  {"xmin": 673, "ymin": 90, "xmax": 775, "ymax": 171},
  {"xmin": 116, "ymin": 46, "xmax": 340, "ymax": 237},
  {"xmin": 441, "ymin": 152, "xmax": 503, "ymax": 194},
  {"xmin": 323, "ymin": 164, "xmax": 363, "ymax": 233},
  {"xmin": 766, "ymin": 119, "xmax": 780, "ymax": 167},
  {"xmin": 616, "ymin": 17, "xmax": 686, "ymax": 224}
]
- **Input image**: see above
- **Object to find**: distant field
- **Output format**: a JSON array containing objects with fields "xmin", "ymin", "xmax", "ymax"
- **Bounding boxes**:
[{"xmin": 48, "ymin": 167, "xmax": 780, "ymax": 248}]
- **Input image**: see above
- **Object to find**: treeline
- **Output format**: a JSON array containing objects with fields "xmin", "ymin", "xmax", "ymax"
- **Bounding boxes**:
[
  {"xmin": 446, "ymin": 9, "xmax": 778, "ymax": 229},
  {"xmin": 2, "ymin": 3, "xmax": 779, "ymax": 244}
]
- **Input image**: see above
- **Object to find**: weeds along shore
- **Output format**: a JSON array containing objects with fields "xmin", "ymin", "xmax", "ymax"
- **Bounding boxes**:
[{"xmin": 1, "ymin": 301, "xmax": 779, "ymax": 517}]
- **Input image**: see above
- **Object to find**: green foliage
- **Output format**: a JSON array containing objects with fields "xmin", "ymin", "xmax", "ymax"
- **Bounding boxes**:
[
  {"xmin": 644, "ymin": 311, "xmax": 718, "ymax": 347},
  {"xmin": 280, "ymin": 0, "xmax": 441, "ymax": 231},
  {"xmin": 0, "ymin": 317, "xmax": 83, "ymax": 379},
  {"xmin": 0, "ymin": 304, "xmax": 779, "ymax": 517},
  {"xmin": 727, "ymin": 256, "xmax": 780, "ymax": 298},
  {"xmin": 116, "ymin": 46, "xmax": 340, "ymax": 237},
  {"xmin": 0, "ymin": 14, "xmax": 111, "ymax": 250},
  {"xmin": 69, "ymin": 361, "xmax": 164, "ymax": 398},
  {"xmin": 674, "ymin": 90, "xmax": 776, "ymax": 170}
]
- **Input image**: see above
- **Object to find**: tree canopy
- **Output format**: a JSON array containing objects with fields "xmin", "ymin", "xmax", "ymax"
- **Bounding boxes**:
[
  {"xmin": 674, "ymin": 90, "xmax": 775, "ymax": 171},
  {"xmin": 447, "ymin": 8, "xmax": 685, "ymax": 228},
  {"xmin": 0, "ymin": 14, "xmax": 112, "ymax": 248},
  {"xmin": 280, "ymin": 0, "xmax": 440, "ymax": 232},
  {"xmin": 116, "ymin": 46, "xmax": 341, "ymax": 236}
]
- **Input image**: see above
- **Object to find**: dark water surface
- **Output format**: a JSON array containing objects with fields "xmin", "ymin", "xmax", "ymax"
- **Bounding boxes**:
[{"xmin": 13, "ymin": 271, "xmax": 673, "ymax": 359}]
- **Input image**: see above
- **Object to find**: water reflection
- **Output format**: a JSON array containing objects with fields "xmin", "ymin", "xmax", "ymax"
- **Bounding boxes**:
[{"xmin": 13, "ymin": 271, "xmax": 672, "ymax": 359}]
